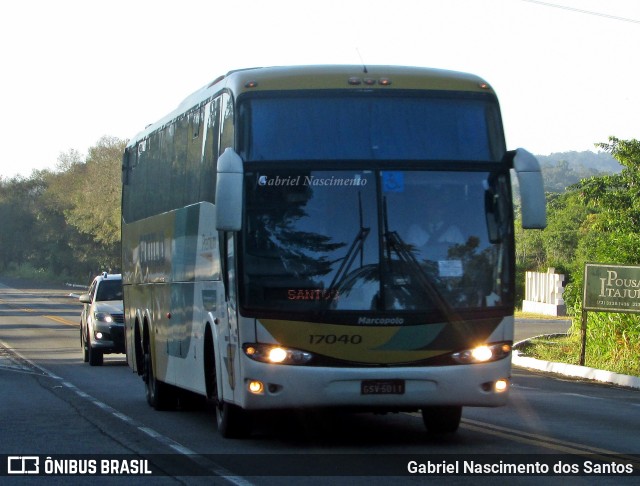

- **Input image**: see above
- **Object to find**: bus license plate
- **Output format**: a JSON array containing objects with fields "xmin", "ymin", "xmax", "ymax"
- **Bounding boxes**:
[{"xmin": 361, "ymin": 379, "xmax": 405, "ymax": 395}]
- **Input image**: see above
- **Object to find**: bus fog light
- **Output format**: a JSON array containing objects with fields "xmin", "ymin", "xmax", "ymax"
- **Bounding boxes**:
[
  {"xmin": 248, "ymin": 380, "xmax": 264, "ymax": 394},
  {"xmin": 495, "ymin": 379, "xmax": 509, "ymax": 392}
]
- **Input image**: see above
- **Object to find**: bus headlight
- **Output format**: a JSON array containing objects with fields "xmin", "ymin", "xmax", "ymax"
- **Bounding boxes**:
[
  {"xmin": 243, "ymin": 343, "xmax": 313, "ymax": 365},
  {"xmin": 452, "ymin": 343, "xmax": 511, "ymax": 364}
]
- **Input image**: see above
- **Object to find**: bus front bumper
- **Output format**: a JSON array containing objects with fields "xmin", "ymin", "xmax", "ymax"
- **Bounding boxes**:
[{"xmin": 235, "ymin": 357, "xmax": 511, "ymax": 411}]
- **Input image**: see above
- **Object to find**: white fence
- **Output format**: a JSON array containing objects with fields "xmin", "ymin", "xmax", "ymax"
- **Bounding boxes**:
[{"xmin": 522, "ymin": 268, "xmax": 566, "ymax": 316}]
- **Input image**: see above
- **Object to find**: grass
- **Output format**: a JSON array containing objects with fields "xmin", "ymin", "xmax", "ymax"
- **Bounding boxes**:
[
  {"xmin": 517, "ymin": 312, "xmax": 640, "ymax": 377},
  {"xmin": 4, "ymin": 264, "xmax": 62, "ymax": 282},
  {"xmin": 515, "ymin": 310, "xmax": 571, "ymax": 321}
]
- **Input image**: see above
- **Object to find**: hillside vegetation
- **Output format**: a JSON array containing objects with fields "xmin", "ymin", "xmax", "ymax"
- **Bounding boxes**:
[
  {"xmin": 1, "ymin": 136, "xmax": 638, "ymax": 375},
  {"xmin": 517, "ymin": 138, "xmax": 640, "ymax": 376}
]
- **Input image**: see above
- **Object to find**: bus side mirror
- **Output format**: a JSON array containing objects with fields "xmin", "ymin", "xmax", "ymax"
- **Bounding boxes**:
[
  {"xmin": 510, "ymin": 148, "xmax": 547, "ymax": 229},
  {"xmin": 215, "ymin": 148, "xmax": 244, "ymax": 231}
]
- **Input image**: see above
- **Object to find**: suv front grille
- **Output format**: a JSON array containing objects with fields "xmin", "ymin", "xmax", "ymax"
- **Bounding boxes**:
[{"xmin": 110, "ymin": 314, "xmax": 125, "ymax": 324}]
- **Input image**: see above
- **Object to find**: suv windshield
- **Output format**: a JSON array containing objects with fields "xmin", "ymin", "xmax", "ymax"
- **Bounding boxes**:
[
  {"xmin": 96, "ymin": 279, "xmax": 123, "ymax": 301},
  {"xmin": 241, "ymin": 169, "xmax": 513, "ymax": 321}
]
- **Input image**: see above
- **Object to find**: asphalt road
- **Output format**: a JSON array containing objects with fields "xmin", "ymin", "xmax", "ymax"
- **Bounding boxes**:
[
  {"xmin": 0, "ymin": 279, "xmax": 637, "ymax": 485},
  {"xmin": 514, "ymin": 317, "xmax": 571, "ymax": 343}
]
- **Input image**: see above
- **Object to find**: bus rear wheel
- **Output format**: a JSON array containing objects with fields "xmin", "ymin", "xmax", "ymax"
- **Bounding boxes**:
[
  {"xmin": 421, "ymin": 406, "xmax": 462, "ymax": 434},
  {"xmin": 143, "ymin": 347, "xmax": 176, "ymax": 410}
]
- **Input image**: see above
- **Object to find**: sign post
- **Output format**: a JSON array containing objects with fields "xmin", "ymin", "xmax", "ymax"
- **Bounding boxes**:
[
  {"xmin": 579, "ymin": 308, "xmax": 587, "ymax": 366},
  {"xmin": 582, "ymin": 263, "xmax": 640, "ymax": 365}
]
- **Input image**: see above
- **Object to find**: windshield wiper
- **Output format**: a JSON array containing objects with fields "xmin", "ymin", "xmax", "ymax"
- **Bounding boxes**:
[
  {"xmin": 328, "ymin": 192, "xmax": 370, "ymax": 291},
  {"xmin": 382, "ymin": 197, "xmax": 463, "ymax": 324}
]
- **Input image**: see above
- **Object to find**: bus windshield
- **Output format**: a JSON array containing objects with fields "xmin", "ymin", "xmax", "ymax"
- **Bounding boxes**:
[
  {"xmin": 242, "ymin": 93, "xmax": 504, "ymax": 162},
  {"xmin": 241, "ymin": 169, "xmax": 513, "ymax": 321}
]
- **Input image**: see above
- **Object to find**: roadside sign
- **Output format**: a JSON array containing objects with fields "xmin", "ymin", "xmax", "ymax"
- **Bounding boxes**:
[
  {"xmin": 583, "ymin": 263, "xmax": 640, "ymax": 313},
  {"xmin": 580, "ymin": 263, "xmax": 640, "ymax": 366}
]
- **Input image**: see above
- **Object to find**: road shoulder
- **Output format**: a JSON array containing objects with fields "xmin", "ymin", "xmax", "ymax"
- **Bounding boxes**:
[{"xmin": 513, "ymin": 335, "xmax": 640, "ymax": 390}]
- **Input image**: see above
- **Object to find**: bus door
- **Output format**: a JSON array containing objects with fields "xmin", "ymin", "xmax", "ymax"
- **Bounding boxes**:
[{"xmin": 218, "ymin": 232, "xmax": 240, "ymax": 402}]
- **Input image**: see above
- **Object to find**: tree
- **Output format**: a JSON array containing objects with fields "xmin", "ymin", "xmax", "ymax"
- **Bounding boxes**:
[
  {"xmin": 0, "ymin": 136, "xmax": 126, "ymax": 282},
  {"xmin": 514, "ymin": 138, "xmax": 640, "ymax": 311},
  {"xmin": 575, "ymin": 137, "xmax": 640, "ymax": 266},
  {"xmin": 64, "ymin": 136, "xmax": 124, "ymax": 245},
  {"xmin": 46, "ymin": 136, "xmax": 126, "ymax": 274},
  {"xmin": 0, "ymin": 176, "xmax": 41, "ymax": 272},
  {"xmin": 541, "ymin": 191, "xmax": 591, "ymax": 273}
]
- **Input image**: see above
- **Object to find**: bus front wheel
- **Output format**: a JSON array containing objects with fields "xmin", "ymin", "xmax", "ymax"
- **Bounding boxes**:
[
  {"xmin": 421, "ymin": 405, "xmax": 462, "ymax": 434},
  {"xmin": 216, "ymin": 400, "xmax": 251, "ymax": 439}
]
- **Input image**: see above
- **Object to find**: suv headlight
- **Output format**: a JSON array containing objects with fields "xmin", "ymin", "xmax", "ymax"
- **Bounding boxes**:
[{"xmin": 94, "ymin": 312, "xmax": 114, "ymax": 323}]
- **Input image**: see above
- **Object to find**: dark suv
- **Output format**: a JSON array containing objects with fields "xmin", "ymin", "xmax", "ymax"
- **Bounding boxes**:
[{"xmin": 79, "ymin": 273, "xmax": 124, "ymax": 366}]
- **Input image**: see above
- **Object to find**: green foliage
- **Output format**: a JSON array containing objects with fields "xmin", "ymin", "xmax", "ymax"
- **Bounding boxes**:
[
  {"xmin": 0, "ymin": 177, "xmax": 38, "ymax": 272},
  {"xmin": 521, "ymin": 324, "xmax": 640, "ymax": 376},
  {"xmin": 2, "ymin": 132, "xmax": 639, "ymax": 377},
  {"xmin": 541, "ymin": 159, "xmax": 601, "ymax": 193},
  {"xmin": 0, "ymin": 136, "xmax": 126, "ymax": 282},
  {"xmin": 518, "ymin": 137, "xmax": 640, "ymax": 377},
  {"xmin": 68, "ymin": 136, "xmax": 123, "ymax": 246},
  {"xmin": 522, "ymin": 312, "xmax": 640, "ymax": 377},
  {"xmin": 537, "ymin": 150, "xmax": 621, "ymax": 174},
  {"xmin": 577, "ymin": 312, "xmax": 640, "ymax": 376}
]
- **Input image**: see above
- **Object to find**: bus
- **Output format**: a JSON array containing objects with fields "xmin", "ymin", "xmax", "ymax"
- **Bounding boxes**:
[{"xmin": 121, "ymin": 65, "xmax": 546, "ymax": 438}]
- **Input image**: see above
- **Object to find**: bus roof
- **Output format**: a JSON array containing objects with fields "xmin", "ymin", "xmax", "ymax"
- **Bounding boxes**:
[{"xmin": 127, "ymin": 65, "xmax": 495, "ymax": 147}]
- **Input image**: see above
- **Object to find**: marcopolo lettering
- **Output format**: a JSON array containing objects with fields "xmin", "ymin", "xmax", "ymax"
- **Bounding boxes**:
[{"xmin": 358, "ymin": 317, "xmax": 404, "ymax": 325}]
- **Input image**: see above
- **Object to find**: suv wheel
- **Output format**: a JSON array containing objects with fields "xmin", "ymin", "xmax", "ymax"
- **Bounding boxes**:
[
  {"xmin": 80, "ymin": 324, "xmax": 89, "ymax": 363},
  {"xmin": 88, "ymin": 333, "xmax": 104, "ymax": 366}
]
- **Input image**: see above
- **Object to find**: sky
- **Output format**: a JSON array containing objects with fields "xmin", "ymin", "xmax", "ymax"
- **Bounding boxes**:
[{"xmin": 1, "ymin": 0, "xmax": 639, "ymax": 178}]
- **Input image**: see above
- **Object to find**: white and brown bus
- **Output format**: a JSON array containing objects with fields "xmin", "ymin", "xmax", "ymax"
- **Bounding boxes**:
[{"xmin": 121, "ymin": 65, "xmax": 546, "ymax": 438}]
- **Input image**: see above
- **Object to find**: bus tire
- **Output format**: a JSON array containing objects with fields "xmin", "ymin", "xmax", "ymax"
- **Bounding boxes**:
[
  {"xmin": 216, "ymin": 400, "xmax": 250, "ymax": 439},
  {"xmin": 203, "ymin": 327, "xmax": 216, "ymax": 400},
  {"xmin": 421, "ymin": 405, "xmax": 462, "ymax": 434},
  {"xmin": 134, "ymin": 322, "xmax": 144, "ymax": 375},
  {"xmin": 205, "ymin": 328, "xmax": 251, "ymax": 438},
  {"xmin": 144, "ymin": 347, "xmax": 176, "ymax": 411}
]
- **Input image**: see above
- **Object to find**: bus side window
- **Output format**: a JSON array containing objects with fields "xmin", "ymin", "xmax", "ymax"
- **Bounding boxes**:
[
  {"xmin": 186, "ymin": 107, "xmax": 203, "ymax": 205},
  {"xmin": 200, "ymin": 98, "xmax": 221, "ymax": 203},
  {"xmin": 219, "ymin": 92, "xmax": 234, "ymax": 156}
]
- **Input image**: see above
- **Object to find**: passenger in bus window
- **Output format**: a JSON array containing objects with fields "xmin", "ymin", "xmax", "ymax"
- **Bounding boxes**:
[{"xmin": 406, "ymin": 204, "xmax": 464, "ymax": 249}]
